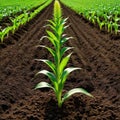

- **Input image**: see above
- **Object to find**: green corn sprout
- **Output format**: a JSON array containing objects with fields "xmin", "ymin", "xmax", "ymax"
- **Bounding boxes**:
[
  {"xmin": 10, "ymin": 18, "xmax": 20, "ymax": 34},
  {"xmin": 34, "ymin": 0, "xmax": 93, "ymax": 108},
  {"xmin": 112, "ymin": 22, "xmax": 119, "ymax": 35},
  {"xmin": 0, "ymin": 26, "xmax": 12, "ymax": 43},
  {"xmin": 88, "ymin": 11, "xmax": 96, "ymax": 24},
  {"xmin": 107, "ymin": 21, "xmax": 112, "ymax": 33},
  {"xmin": 21, "ymin": 12, "xmax": 29, "ymax": 25},
  {"xmin": 97, "ymin": 17, "xmax": 105, "ymax": 30},
  {"xmin": 83, "ymin": 10, "xmax": 90, "ymax": 20}
]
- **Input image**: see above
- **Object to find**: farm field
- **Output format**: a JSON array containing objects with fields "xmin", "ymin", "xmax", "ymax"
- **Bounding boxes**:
[
  {"xmin": 61, "ymin": 0, "xmax": 120, "ymax": 35},
  {"xmin": 0, "ymin": 0, "xmax": 120, "ymax": 120},
  {"xmin": 0, "ymin": 0, "xmax": 46, "ymax": 19},
  {"xmin": 0, "ymin": 0, "xmax": 52, "ymax": 43}
]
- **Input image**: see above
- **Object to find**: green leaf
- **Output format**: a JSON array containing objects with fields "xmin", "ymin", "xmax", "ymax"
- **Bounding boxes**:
[
  {"xmin": 61, "ymin": 67, "xmax": 81, "ymax": 84},
  {"xmin": 35, "ymin": 81, "xmax": 55, "ymax": 91},
  {"xmin": 64, "ymin": 24, "xmax": 70, "ymax": 30},
  {"xmin": 61, "ymin": 37, "xmax": 73, "ymax": 46},
  {"xmin": 58, "ymin": 23, "xmax": 64, "ymax": 36},
  {"xmin": 44, "ymin": 24, "xmax": 56, "ymax": 31},
  {"xmin": 46, "ymin": 30, "xmax": 58, "ymax": 42},
  {"xmin": 40, "ymin": 36, "xmax": 47, "ymax": 41},
  {"xmin": 54, "ymin": 0, "xmax": 62, "ymax": 20},
  {"xmin": 62, "ymin": 88, "xmax": 93, "ymax": 103},
  {"xmin": 59, "ymin": 53, "xmax": 72, "ymax": 74},
  {"xmin": 47, "ymin": 19, "xmax": 56, "ymax": 27},
  {"xmin": 40, "ymin": 35, "xmax": 55, "ymax": 46},
  {"xmin": 36, "ymin": 45, "xmax": 55, "ymax": 57},
  {"xmin": 35, "ymin": 59, "xmax": 56, "ymax": 74},
  {"xmin": 35, "ymin": 70, "xmax": 57, "ymax": 84},
  {"xmin": 60, "ymin": 47, "xmax": 73, "ymax": 58},
  {"xmin": 62, "ymin": 17, "xmax": 69, "ymax": 24}
]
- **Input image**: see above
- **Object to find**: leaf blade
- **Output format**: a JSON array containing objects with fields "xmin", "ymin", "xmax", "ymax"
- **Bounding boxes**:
[
  {"xmin": 35, "ymin": 59, "xmax": 56, "ymax": 74},
  {"xmin": 59, "ymin": 53, "xmax": 72, "ymax": 74},
  {"xmin": 46, "ymin": 30, "xmax": 58, "ymax": 42},
  {"xmin": 60, "ymin": 47, "xmax": 73, "ymax": 58},
  {"xmin": 35, "ymin": 81, "xmax": 55, "ymax": 91},
  {"xmin": 35, "ymin": 70, "xmax": 57, "ymax": 84},
  {"xmin": 36, "ymin": 45, "xmax": 55, "ymax": 57},
  {"xmin": 62, "ymin": 88, "xmax": 93, "ymax": 103},
  {"xmin": 61, "ymin": 67, "xmax": 81, "ymax": 84}
]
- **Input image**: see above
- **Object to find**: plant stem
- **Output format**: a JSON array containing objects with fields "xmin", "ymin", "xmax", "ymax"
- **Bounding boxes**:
[
  {"xmin": 56, "ymin": 44, "xmax": 62, "ymax": 107},
  {"xmin": 57, "ymin": 90, "xmax": 62, "ymax": 107}
]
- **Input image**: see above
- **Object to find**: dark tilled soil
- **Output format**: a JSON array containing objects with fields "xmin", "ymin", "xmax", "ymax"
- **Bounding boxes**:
[{"xmin": 0, "ymin": 3, "xmax": 120, "ymax": 120}]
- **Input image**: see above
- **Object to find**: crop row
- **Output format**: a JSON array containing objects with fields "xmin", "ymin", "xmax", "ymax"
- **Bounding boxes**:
[
  {"xmin": 0, "ymin": 0, "xmax": 52, "ymax": 43},
  {"xmin": 0, "ymin": 0, "xmax": 46, "ymax": 21},
  {"xmin": 61, "ymin": 0, "xmax": 120, "ymax": 34},
  {"xmin": 0, "ymin": 6, "xmax": 30, "ymax": 21}
]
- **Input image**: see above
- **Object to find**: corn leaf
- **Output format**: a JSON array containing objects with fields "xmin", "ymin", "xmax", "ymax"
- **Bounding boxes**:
[
  {"xmin": 35, "ymin": 70, "xmax": 57, "ymax": 84},
  {"xmin": 41, "ymin": 35, "xmax": 56, "ymax": 46},
  {"xmin": 46, "ymin": 30, "xmax": 58, "ymax": 42},
  {"xmin": 35, "ymin": 81, "xmax": 55, "ymax": 92},
  {"xmin": 59, "ymin": 53, "xmax": 72, "ymax": 74},
  {"xmin": 62, "ymin": 17, "xmax": 69, "ymax": 24},
  {"xmin": 61, "ymin": 37, "xmax": 73, "ymax": 46},
  {"xmin": 44, "ymin": 24, "xmax": 56, "ymax": 31},
  {"xmin": 38, "ymin": 45, "xmax": 55, "ymax": 56},
  {"xmin": 58, "ymin": 24, "xmax": 64, "ymax": 36},
  {"xmin": 60, "ymin": 47, "xmax": 73, "ymax": 58},
  {"xmin": 61, "ymin": 67, "xmax": 81, "ymax": 84},
  {"xmin": 47, "ymin": 20, "xmax": 56, "ymax": 27},
  {"xmin": 35, "ymin": 59, "xmax": 56, "ymax": 74},
  {"xmin": 62, "ymin": 88, "xmax": 93, "ymax": 103}
]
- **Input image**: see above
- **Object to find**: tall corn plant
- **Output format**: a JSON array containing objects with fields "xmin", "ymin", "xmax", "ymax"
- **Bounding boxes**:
[{"xmin": 34, "ymin": 0, "xmax": 93, "ymax": 108}]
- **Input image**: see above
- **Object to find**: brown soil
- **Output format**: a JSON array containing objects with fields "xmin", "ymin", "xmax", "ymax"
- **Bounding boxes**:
[{"xmin": 0, "ymin": 3, "xmax": 120, "ymax": 120}]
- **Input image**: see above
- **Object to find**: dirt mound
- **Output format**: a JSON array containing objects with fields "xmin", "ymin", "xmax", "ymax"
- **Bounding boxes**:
[{"xmin": 0, "ymin": 3, "xmax": 120, "ymax": 120}]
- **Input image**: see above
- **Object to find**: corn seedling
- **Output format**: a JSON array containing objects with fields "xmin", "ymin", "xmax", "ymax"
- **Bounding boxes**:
[
  {"xmin": 97, "ymin": 17, "xmax": 105, "ymax": 30},
  {"xmin": 88, "ymin": 11, "xmax": 96, "ymax": 25},
  {"xmin": 0, "ymin": 26, "xmax": 12, "ymax": 43},
  {"xmin": 112, "ymin": 22, "xmax": 119, "ymax": 35},
  {"xmin": 34, "ymin": 0, "xmax": 93, "ymax": 108},
  {"xmin": 107, "ymin": 21, "xmax": 112, "ymax": 33}
]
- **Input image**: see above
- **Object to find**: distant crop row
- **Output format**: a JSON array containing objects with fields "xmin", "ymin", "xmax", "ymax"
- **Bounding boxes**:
[
  {"xmin": 0, "ymin": 0, "xmax": 52, "ymax": 43},
  {"xmin": 0, "ymin": 5, "xmax": 31, "ymax": 21},
  {"xmin": 61, "ymin": 0, "xmax": 120, "ymax": 34},
  {"xmin": 0, "ymin": 0, "xmax": 46, "ymax": 21}
]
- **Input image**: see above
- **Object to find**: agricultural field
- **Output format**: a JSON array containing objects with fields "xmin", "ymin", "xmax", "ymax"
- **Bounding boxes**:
[
  {"xmin": 61, "ymin": 0, "xmax": 120, "ymax": 35},
  {"xmin": 0, "ymin": 0, "xmax": 120, "ymax": 119},
  {"xmin": 0, "ymin": 0, "xmax": 52, "ymax": 42},
  {"xmin": 0, "ymin": 0, "xmax": 47, "ymax": 21}
]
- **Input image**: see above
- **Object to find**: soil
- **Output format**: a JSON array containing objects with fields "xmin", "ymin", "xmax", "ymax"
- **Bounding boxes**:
[{"xmin": 0, "ymin": 2, "xmax": 120, "ymax": 120}]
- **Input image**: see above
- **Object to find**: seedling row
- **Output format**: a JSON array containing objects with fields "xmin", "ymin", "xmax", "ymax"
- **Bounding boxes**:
[
  {"xmin": 61, "ymin": 0, "xmax": 120, "ymax": 34},
  {"xmin": 0, "ymin": 0, "xmax": 52, "ymax": 43},
  {"xmin": 0, "ymin": 0, "xmax": 47, "ymax": 21}
]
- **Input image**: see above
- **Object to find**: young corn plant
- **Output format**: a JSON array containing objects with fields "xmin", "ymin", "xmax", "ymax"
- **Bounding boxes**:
[
  {"xmin": 0, "ymin": 27, "xmax": 12, "ymax": 43},
  {"xmin": 107, "ymin": 21, "xmax": 113, "ymax": 33},
  {"xmin": 34, "ymin": 0, "xmax": 93, "ymax": 108},
  {"xmin": 97, "ymin": 17, "xmax": 105, "ymax": 30}
]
